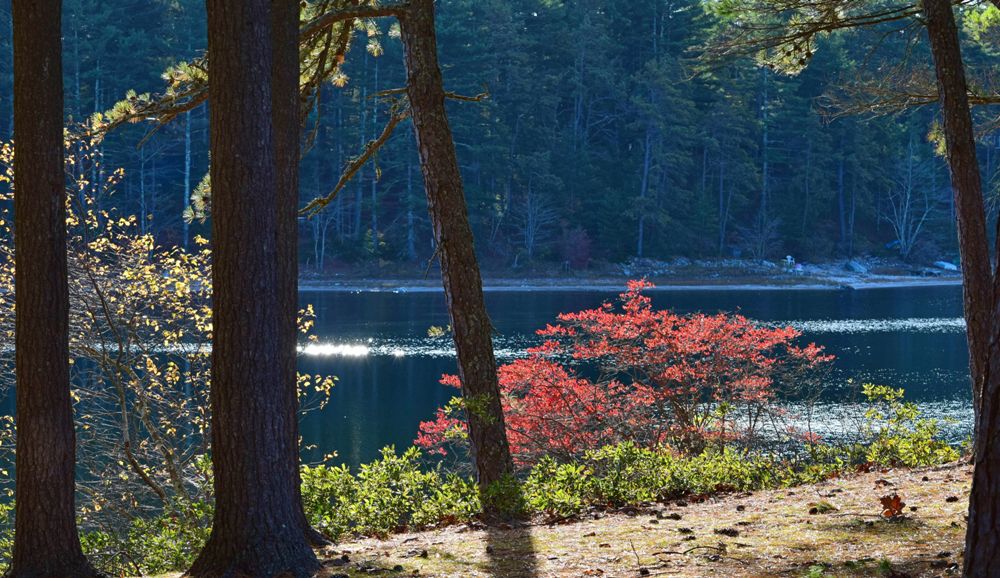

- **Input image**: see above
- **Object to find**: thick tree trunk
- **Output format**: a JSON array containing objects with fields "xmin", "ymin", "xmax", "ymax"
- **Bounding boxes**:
[
  {"xmin": 399, "ymin": 0, "xmax": 516, "ymax": 501},
  {"xmin": 10, "ymin": 1, "xmax": 97, "ymax": 576},
  {"xmin": 3, "ymin": 12, "xmax": 11, "ymax": 142},
  {"xmin": 924, "ymin": 0, "xmax": 993, "ymax": 453},
  {"xmin": 189, "ymin": 1, "xmax": 318, "ymax": 575},
  {"xmin": 270, "ymin": 0, "xmax": 330, "ymax": 548},
  {"xmin": 921, "ymin": 1, "xmax": 998, "ymax": 575}
]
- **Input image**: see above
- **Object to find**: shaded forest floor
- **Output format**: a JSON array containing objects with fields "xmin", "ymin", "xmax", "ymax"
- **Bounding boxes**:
[{"xmin": 314, "ymin": 462, "xmax": 970, "ymax": 577}]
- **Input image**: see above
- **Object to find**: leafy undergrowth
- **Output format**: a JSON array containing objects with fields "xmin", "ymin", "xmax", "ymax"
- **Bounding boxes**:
[{"xmin": 313, "ymin": 462, "xmax": 970, "ymax": 578}]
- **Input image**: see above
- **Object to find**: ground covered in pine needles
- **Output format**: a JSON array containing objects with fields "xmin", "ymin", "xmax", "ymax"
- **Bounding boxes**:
[{"xmin": 313, "ymin": 462, "xmax": 970, "ymax": 578}]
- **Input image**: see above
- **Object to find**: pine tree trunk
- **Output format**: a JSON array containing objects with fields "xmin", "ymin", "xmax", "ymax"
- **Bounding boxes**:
[
  {"xmin": 923, "ymin": 0, "xmax": 992, "ymax": 449},
  {"xmin": 189, "ymin": 1, "xmax": 318, "ymax": 575},
  {"xmin": 922, "ymin": 0, "xmax": 997, "ymax": 573},
  {"xmin": 10, "ymin": 1, "xmax": 97, "ymax": 575},
  {"xmin": 2, "ymin": 10, "xmax": 11, "ymax": 141},
  {"xmin": 399, "ymin": 0, "xmax": 516, "ymax": 502},
  {"xmin": 270, "ymin": 0, "xmax": 330, "ymax": 548}
]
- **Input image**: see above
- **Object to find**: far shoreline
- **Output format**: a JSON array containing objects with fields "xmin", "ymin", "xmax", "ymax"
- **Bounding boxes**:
[{"xmin": 298, "ymin": 276, "xmax": 963, "ymax": 293}]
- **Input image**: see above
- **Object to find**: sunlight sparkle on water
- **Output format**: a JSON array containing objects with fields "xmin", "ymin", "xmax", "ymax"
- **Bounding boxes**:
[
  {"xmin": 299, "ymin": 343, "xmax": 371, "ymax": 357},
  {"xmin": 781, "ymin": 317, "xmax": 965, "ymax": 334}
]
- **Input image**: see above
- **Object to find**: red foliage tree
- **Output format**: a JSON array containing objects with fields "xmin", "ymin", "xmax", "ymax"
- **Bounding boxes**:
[{"xmin": 417, "ymin": 281, "xmax": 833, "ymax": 465}]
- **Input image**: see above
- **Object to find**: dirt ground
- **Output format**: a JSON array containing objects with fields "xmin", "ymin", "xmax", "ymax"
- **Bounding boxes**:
[{"xmin": 317, "ymin": 463, "xmax": 971, "ymax": 578}]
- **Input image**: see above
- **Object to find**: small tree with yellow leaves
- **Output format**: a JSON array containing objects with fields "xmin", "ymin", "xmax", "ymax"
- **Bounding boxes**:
[{"xmin": 0, "ymin": 139, "xmax": 335, "ymax": 573}]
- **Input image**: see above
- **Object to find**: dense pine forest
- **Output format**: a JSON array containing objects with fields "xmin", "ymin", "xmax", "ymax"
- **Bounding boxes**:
[{"xmin": 1, "ymin": 0, "xmax": 994, "ymax": 271}]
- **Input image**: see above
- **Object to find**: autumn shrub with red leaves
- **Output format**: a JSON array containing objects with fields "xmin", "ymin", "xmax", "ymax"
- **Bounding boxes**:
[{"xmin": 416, "ymin": 280, "xmax": 834, "ymax": 466}]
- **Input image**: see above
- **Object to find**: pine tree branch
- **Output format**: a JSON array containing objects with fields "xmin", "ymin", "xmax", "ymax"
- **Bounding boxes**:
[
  {"xmin": 706, "ymin": 1, "xmax": 922, "ymax": 62},
  {"xmin": 90, "ymin": 1, "xmax": 407, "ymax": 141},
  {"xmin": 300, "ymin": 104, "xmax": 411, "ymax": 217},
  {"xmin": 301, "ymin": 1, "xmax": 409, "ymax": 42},
  {"xmin": 706, "ymin": 0, "xmax": 1000, "ymax": 128},
  {"xmin": 300, "ymin": 84, "xmax": 488, "ymax": 217}
]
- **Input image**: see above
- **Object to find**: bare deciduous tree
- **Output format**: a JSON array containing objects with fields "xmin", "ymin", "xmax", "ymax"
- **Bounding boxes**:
[
  {"xmin": 517, "ymin": 184, "xmax": 559, "ymax": 262},
  {"xmin": 880, "ymin": 137, "xmax": 941, "ymax": 260}
]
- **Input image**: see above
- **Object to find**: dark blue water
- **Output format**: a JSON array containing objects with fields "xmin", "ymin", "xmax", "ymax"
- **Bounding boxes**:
[{"xmin": 297, "ymin": 285, "xmax": 971, "ymax": 467}]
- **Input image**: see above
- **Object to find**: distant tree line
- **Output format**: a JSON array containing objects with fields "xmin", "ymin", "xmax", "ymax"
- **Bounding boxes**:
[{"xmin": 2, "ymin": 0, "xmax": 995, "ymax": 268}]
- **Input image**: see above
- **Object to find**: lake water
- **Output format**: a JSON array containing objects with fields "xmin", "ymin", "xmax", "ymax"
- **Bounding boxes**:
[{"xmin": 297, "ymin": 285, "xmax": 972, "ymax": 468}]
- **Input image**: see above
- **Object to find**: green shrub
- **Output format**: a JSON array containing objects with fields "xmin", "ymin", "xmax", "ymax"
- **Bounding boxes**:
[
  {"xmin": 419, "ymin": 472, "xmax": 480, "ymax": 525},
  {"xmin": 0, "ymin": 499, "xmax": 11, "ymax": 566},
  {"xmin": 81, "ymin": 502, "xmax": 211, "ymax": 576},
  {"xmin": 524, "ymin": 457, "xmax": 591, "ymax": 516},
  {"xmin": 300, "ymin": 461, "xmax": 357, "ymax": 539},
  {"xmin": 481, "ymin": 473, "xmax": 528, "ymax": 518},
  {"xmin": 860, "ymin": 384, "xmax": 960, "ymax": 467},
  {"xmin": 794, "ymin": 442, "xmax": 853, "ymax": 485},
  {"xmin": 0, "ymin": 385, "xmax": 961, "ymax": 575},
  {"xmin": 581, "ymin": 443, "xmax": 674, "ymax": 505},
  {"xmin": 301, "ymin": 446, "xmax": 479, "ymax": 540},
  {"xmin": 523, "ymin": 443, "xmax": 681, "ymax": 516},
  {"xmin": 676, "ymin": 447, "xmax": 781, "ymax": 494},
  {"xmin": 525, "ymin": 443, "xmax": 786, "ymax": 517}
]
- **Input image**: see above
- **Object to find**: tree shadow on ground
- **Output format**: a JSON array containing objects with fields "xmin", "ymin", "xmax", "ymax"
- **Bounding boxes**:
[
  {"xmin": 794, "ymin": 553, "xmax": 961, "ymax": 577},
  {"xmin": 484, "ymin": 522, "xmax": 540, "ymax": 578}
]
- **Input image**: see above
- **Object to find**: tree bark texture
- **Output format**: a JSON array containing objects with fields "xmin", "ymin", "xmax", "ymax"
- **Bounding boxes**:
[
  {"xmin": 10, "ymin": 1, "xmax": 98, "ymax": 575},
  {"xmin": 398, "ymin": 0, "xmax": 516, "ymax": 499},
  {"xmin": 921, "ymin": 1, "xmax": 1000, "ymax": 575},
  {"xmin": 270, "ymin": 0, "xmax": 328, "ymax": 547},
  {"xmin": 925, "ymin": 0, "xmax": 993, "ymax": 452},
  {"xmin": 189, "ymin": 1, "xmax": 318, "ymax": 575}
]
